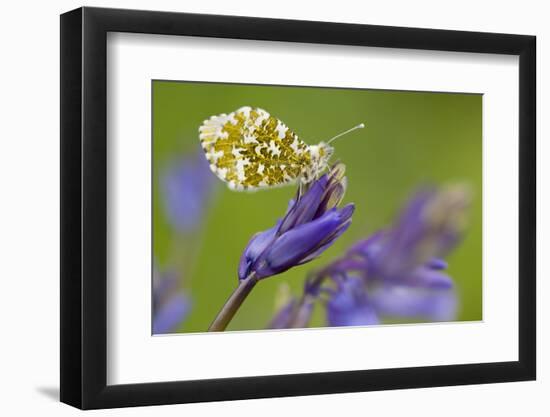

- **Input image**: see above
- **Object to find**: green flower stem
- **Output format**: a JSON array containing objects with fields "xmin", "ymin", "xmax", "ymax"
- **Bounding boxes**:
[{"xmin": 208, "ymin": 273, "xmax": 258, "ymax": 332}]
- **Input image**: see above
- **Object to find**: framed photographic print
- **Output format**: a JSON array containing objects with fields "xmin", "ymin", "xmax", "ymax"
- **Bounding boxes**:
[{"xmin": 60, "ymin": 6, "xmax": 536, "ymax": 409}]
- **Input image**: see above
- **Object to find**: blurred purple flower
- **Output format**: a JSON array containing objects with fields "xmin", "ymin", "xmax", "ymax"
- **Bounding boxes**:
[
  {"xmin": 350, "ymin": 186, "xmax": 469, "ymax": 288},
  {"xmin": 326, "ymin": 276, "xmax": 379, "ymax": 326},
  {"xmin": 268, "ymin": 277, "xmax": 322, "ymax": 329},
  {"xmin": 238, "ymin": 163, "xmax": 354, "ymax": 281},
  {"xmin": 322, "ymin": 185, "xmax": 470, "ymax": 327},
  {"xmin": 369, "ymin": 285, "xmax": 457, "ymax": 322},
  {"xmin": 268, "ymin": 298, "xmax": 298, "ymax": 329},
  {"xmin": 162, "ymin": 150, "xmax": 217, "ymax": 232},
  {"xmin": 152, "ymin": 269, "xmax": 191, "ymax": 334}
]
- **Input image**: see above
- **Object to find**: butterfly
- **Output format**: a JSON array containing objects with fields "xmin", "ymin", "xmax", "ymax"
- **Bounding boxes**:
[{"xmin": 199, "ymin": 106, "xmax": 364, "ymax": 191}]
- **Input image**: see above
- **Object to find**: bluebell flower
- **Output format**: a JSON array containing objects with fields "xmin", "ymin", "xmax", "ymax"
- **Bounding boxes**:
[
  {"xmin": 321, "ymin": 185, "xmax": 470, "ymax": 327},
  {"xmin": 268, "ymin": 297, "xmax": 298, "ymax": 329},
  {"xmin": 209, "ymin": 164, "xmax": 354, "ymax": 332},
  {"xmin": 152, "ymin": 269, "xmax": 191, "ymax": 334},
  {"xmin": 325, "ymin": 276, "xmax": 379, "ymax": 326},
  {"xmin": 351, "ymin": 186, "xmax": 469, "ymax": 287},
  {"xmin": 238, "ymin": 163, "xmax": 354, "ymax": 280},
  {"xmin": 369, "ymin": 285, "xmax": 457, "ymax": 322},
  {"xmin": 162, "ymin": 150, "xmax": 216, "ymax": 232},
  {"xmin": 268, "ymin": 276, "xmax": 322, "ymax": 329}
]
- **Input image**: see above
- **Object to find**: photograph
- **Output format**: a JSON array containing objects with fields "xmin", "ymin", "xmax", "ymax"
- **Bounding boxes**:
[
  {"xmin": 53, "ymin": 3, "xmax": 538, "ymax": 412},
  {"xmin": 152, "ymin": 80, "xmax": 482, "ymax": 334}
]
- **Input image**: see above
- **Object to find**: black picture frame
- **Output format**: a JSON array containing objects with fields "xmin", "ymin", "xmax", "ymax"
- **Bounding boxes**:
[{"xmin": 60, "ymin": 6, "xmax": 536, "ymax": 410}]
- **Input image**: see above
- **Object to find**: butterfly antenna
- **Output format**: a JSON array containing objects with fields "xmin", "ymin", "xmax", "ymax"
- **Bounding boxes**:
[{"xmin": 326, "ymin": 123, "xmax": 365, "ymax": 144}]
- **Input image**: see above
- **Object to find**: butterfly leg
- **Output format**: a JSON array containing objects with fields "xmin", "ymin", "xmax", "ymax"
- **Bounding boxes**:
[{"xmin": 297, "ymin": 177, "xmax": 304, "ymax": 200}]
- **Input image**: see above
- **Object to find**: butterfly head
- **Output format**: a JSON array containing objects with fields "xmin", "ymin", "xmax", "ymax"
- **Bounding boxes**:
[
  {"xmin": 300, "ymin": 122, "xmax": 365, "ymax": 184},
  {"xmin": 301, "ymin": 142, "xmax": 334, "ymax": 184}
]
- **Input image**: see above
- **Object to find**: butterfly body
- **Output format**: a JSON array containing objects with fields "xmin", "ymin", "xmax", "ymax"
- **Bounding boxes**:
[{"xmin": 199, "ymin": 106, "xmax": 333, "ymax": 191}]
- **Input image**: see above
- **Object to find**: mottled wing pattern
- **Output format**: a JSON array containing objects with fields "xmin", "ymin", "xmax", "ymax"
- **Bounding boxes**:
[{"xmin": 199, "ymin": 107, "xmax": 311, "ymax": 190}]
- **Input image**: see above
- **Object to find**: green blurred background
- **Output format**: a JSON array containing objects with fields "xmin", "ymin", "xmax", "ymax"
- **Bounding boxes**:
[{"xmin": 153, "ymin": 80, "xmax": 482, "ymax": 333}]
